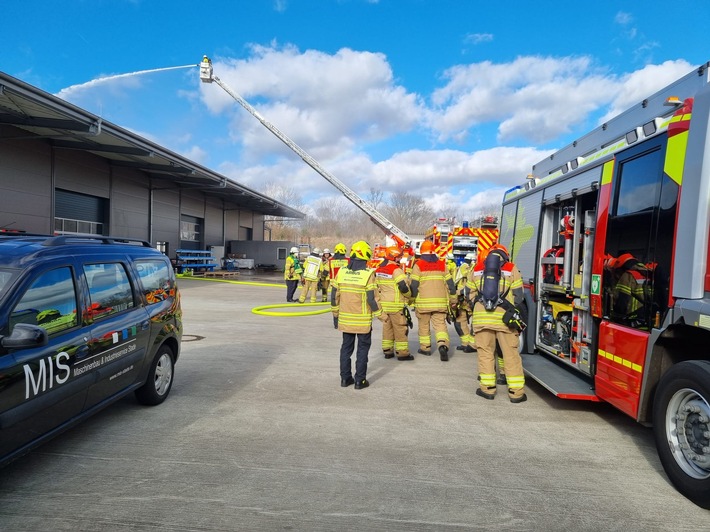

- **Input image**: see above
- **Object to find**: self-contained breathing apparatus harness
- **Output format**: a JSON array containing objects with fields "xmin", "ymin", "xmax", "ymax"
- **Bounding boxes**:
[{"xmin": 475, "ymin": 252, "xmax": 526, "ymax": 332}]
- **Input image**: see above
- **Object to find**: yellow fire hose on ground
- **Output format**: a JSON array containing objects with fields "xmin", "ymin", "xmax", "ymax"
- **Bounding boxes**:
[{"xmin": 177, "ymin": 275, "xmax": 331, "ymax": 316}]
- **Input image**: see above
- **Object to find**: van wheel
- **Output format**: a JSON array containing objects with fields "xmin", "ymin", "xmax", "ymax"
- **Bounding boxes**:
[
  {"xmin": 135, "ymin": 344, "xmax": 174, "ymax": 406},
  {"xmin": 652, "ymin": 360, "xmax": 710, "ymax": 508}
]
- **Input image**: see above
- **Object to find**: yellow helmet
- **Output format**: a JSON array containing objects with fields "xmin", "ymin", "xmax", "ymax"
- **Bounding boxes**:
[
  {"xmin": 334, "ymin": 243, "xmax": 347, "ymax": 254},
  {"xmin": 350, "ymin": 241, "xmax": 373, "ymax": 261}
]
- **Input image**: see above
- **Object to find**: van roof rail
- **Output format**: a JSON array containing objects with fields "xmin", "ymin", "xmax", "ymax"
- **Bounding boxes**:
[{"xmin": 41, "ymin": 235, "xmax": 153, "ymax": 247}]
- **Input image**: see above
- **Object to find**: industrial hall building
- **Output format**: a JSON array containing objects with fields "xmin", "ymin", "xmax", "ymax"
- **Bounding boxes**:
[{"xmin": 0, "ymin": 71, "xmax": 304, "ymax": 260}]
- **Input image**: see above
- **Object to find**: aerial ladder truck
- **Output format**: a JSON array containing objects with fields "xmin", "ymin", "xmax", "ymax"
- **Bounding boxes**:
[{"xmin": 198, "ymin": 56, "xmax": 411, "ymax": 253}]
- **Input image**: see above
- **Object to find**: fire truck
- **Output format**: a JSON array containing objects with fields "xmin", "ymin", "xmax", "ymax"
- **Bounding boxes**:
[
  {"xmin": 425, "ymin": 217, "xmax": 499, "ymax": 264},
  {"xmin": 199, "ymin": 56, "xmax": 412, "ymax": 255},
  {"xmin": 500, "ymin": 61, "xmax": 710, "ymax": 507}
]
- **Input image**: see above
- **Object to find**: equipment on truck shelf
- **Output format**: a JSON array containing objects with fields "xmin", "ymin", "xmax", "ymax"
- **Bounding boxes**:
[
  {"xmin": 199, "ymin": 56, "xmax": 412, "ymax": 253},
  {"xmin": 499, "ymin": 60, "xmax": 710, "ymax": 508}
]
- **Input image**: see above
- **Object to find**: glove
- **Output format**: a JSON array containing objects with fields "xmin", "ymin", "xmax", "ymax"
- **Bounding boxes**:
[{"xmin": 333, "ymin": 316, "xmax": 339, "ymax": 329}]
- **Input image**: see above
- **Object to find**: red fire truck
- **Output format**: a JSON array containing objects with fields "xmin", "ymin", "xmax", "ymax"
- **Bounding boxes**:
[
  {"xmin": 425, "ymin": 217, "xmax": 499, "ymax": 264},
  {"xmin": 500, "ymin": 61, "xmax": 710, "ymax": 507}
]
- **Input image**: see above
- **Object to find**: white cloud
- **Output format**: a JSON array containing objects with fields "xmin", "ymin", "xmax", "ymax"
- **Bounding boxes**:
[
  {"xmin": 180, "ymin": 145, "xmax": 209, "ymax": 165},
  {"xmin": 464, "ymin": 33, "xmax": 494, "ymax": 45},
  {"xmin": 199, "ymin": 44, "xmax": 424, "ymax": 162},
  {"xmin": 428, "ymin": 56, "xmax": 618, "ymax": 144},
  {"xmin": 598, "ymin": 59, "xmax": 695, "ymax": 123}
]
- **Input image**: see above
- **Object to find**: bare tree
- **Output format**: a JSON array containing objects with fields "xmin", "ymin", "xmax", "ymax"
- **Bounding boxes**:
[{"xmin": 383, "ymin": 191, "xmax": 435, "ymax": 234}]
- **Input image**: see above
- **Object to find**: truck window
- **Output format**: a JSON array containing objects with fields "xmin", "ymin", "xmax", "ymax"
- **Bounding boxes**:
[
  {"xmin": 604, "ymin": 136, "xmax": 676, "ymax": 328},
  {"xmin": 9, "ymin": 267, "xmax": 78, "ymax": 335}
]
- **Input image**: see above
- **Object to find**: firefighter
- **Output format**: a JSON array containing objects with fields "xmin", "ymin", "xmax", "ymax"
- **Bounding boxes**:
[
  {"xmin": 454, "ymin": 252, "xmax": 476, "ymax": 353},
  {"xmin": 298, "ymin": 248, "xmax": 323, "ymax": 303},
  {"xmin": 467, "ymin": 244, "xmax": 527, "ymax": 403},
  {"xmin": 446, "ymin": 253, "xmax": 457, "ymax": 278},
  {"xmin": 284, "ymin": 246, "xmax": 302, "ymax": 302},
  {"xmin": 375, "ymin": 246, "xmax": 413, "ymax": 361},
  {"xmin": 410, "ymin": 240, "xmax": 457, "ymax": 361},
  {"xmin": 319, "ymin": 248, "xmax": 332, "ymax": 302},
  {"xmin": 331, "ymin": 241, "xmax": 383, "ymax": 389},
  {"xmin": 611, "ymin": 253, "xmax": 650, "ymax": 328},
  {"xmin": 329, "ymin": 243, "xmax": 349, "ymax": 287}
]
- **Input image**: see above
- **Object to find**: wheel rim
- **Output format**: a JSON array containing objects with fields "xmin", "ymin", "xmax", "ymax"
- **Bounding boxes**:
[
  {"xmin": 154, "ymin": 353, "xmax": 173, "ymax": 396},
  {"xmin": 665, "ymin": 387, "xmax": 710, "ymax": 479}
]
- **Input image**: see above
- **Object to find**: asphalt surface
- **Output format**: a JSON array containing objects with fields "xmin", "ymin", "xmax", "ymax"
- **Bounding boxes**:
[{"xmin": 1, "ymin": 272, "xmax": 708, "ymax": 531}]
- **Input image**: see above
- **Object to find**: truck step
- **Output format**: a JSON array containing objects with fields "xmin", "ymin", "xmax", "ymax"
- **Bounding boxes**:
[{"xmin": 522, "ymin": 353, "xmax": 601, "ymax": 401}]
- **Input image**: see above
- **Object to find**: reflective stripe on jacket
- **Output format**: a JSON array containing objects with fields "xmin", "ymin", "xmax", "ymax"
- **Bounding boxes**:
[
  {"xmin": 467, "ymin": 261, "xmax": 523, "ymax": 332},
  {"xmin": 411, "ymin": 258, "xmax": 454, "ymax": 313},
  {"xmin": 333, "ymin": 267, "xmax": 381, "ymax": 333},
  {"xmin": 375, "ymin": 261, "xmax": 410, "ymax": 313}
]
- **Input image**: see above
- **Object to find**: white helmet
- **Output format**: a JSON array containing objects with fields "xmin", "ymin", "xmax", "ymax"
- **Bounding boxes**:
[
  {"xmin": 465, "ymin": 252, "xmax": 476, "ymax": 261},
  {"xmin": 323, "ymin": 248, "xmax": 331, "ymax": 254},
  {"xmin": 446, "ymin": 253, "xmax": 454, "ymax": 260},
  {"xmin": 290, "ymin": 247, "xmax": 298, "ymax": 253},
  {"xmin": 312, "ymin": 247, "xmax": 321, "ymax": 254}
]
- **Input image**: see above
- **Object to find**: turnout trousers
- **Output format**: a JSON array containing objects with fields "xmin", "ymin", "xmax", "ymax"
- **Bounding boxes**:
[
  {"xmin": 475, "ymin": 328, "xmax": 525, "ymax": 400},
  {"xmin": 299, "ymin": 279, "xmax": 319, "ymax": 303},
  {"xmin": 381, "ymin": 311, "xmax": 410, "ymax": 356},
  {"xmin": 340, "ymin": 330, "xmax": 372, "ymax": 383},
  {"xmin": 416, "ymin": 310, "xmax": 449, "ymax": 351}
]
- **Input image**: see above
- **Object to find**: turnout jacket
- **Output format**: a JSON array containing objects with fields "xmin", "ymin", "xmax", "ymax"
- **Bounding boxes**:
[
  {"xmin": 284, "ymin": 253, "xmax": 302, "ymax": 281},
  {"xmin": 410, "ymin": 254, "xmax": 456, "ymax": 313},
  {"xmin": 332, "ymin": 260, "xmax": 382, "ymax": 333},
  {"xmin": 467, "ymin": 260, "xmax": 523, "ymax": 332},
  {"xmin": 375, "ymin": 259, "xmax": 410, "ymax": 313}
]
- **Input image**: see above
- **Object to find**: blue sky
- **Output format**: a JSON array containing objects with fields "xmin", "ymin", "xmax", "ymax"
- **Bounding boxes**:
[{"xmin": 3, "ymin": 0, "xmax": 709, "ymax": 220}]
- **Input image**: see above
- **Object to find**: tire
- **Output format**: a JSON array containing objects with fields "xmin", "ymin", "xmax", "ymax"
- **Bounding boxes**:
[
  {"xmin": 135, "ymin": 344, "xmax": 174, "ymax": 406},
  {"xmin": 652, "ymin": 360, "xmax": 710, "ymax": 508}
]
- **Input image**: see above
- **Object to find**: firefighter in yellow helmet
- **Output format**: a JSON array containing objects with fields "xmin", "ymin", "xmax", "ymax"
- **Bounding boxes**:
[
  {"xmin": 453, "ymin": 252, "xmax": 476, "ymax": 353},
  {"xmin": 410, "ymin": 240, "xmax": 457, "ymax": 361},
  {"xmin": 466, "ymin": 244, "xmax": 527, "ymax": 403},
  {"xmin": 284, "ymin": 246, "xmax": 303, "ymax": 302},
  {"xmin": 375, "ymin": 246, "xmax": 413, "ymax": 360},
  {"xmin": 328, "ymin": 243, "xmax": 349, "ymax": 288},
  {"xmin": 331, "ymin": 241, "xmax": 383, "ymax": 389},
  {"xmin": 446, "ymin": 252, "xmax": 457, "ymax": 278}
]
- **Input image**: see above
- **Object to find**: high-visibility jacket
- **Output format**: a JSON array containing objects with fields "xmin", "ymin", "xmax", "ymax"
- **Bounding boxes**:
[
  {"xmin": 329, "ymin": 254, "xmax": 349, "ymax": 281},
  {"xmin": 302, "ymin": 254, "xmax": 323, "ymax": 282},
  {"xmin": 467, "ymin": 261, "xmax": 523, "ymax": 332},
  {"xmin": 375, "ymin": 260, "xmax": 410, "ymax": 313},
  {"xmin": 284, "ymin": 254, "xmax": 302, "ymax": 281},
  {"xmin": 447, "ymin": 259, "xmax": 457, "ymax": 278},
  {"xmin": 332, "ymin": 267, "xmax": 382, "ymax": 333},
  {"xmin": 613, "ymin": 268, "xmax": 649, "ymax": 321},
  {"xmin": 410, "ymin": 256, "xmax": 456, "ymax": 313},
  {"xmin": 455, "ymin": 262, "xmax": 471, "ymax": 291}
]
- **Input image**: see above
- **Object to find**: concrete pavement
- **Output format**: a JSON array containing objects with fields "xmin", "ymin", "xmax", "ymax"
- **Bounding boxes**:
[{"xmin": 0, "ymin": 276, "xmax": 707, "ymax": 531}]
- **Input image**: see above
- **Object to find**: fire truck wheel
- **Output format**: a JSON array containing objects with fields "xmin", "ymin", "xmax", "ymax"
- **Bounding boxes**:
[{"xmin": 652, "ymin": 360, "xmax": 710, "ymax": 509}]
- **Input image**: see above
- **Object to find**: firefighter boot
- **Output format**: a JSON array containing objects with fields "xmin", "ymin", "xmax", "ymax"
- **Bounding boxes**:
[
  {"xmin": 439, "ymin": 345, "xmax": 449, "ymax": 361},
  {"xmin": 476, "ymin": 386, "xmax": 496, "ymax": 400}
]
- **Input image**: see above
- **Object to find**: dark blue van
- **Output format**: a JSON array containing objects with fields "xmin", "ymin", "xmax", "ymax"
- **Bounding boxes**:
[{"xmin": 0, "ymin": 235, "xmax": 182, "ymax": 466}]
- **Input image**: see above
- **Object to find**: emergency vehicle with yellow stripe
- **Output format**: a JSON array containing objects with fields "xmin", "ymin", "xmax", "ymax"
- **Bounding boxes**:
[
  {"xmin": 500, "ymin": 61, "xmax": 710, "ymax": 508},
  {"xmin": 425, "ymin": 217, "xmax": 499, "ymax": 265}
]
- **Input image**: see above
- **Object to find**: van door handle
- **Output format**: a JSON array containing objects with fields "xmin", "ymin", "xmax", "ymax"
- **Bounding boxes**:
[{"xmin": 75, "ymin": 344, "xmax": 90, "ymax": 360}]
